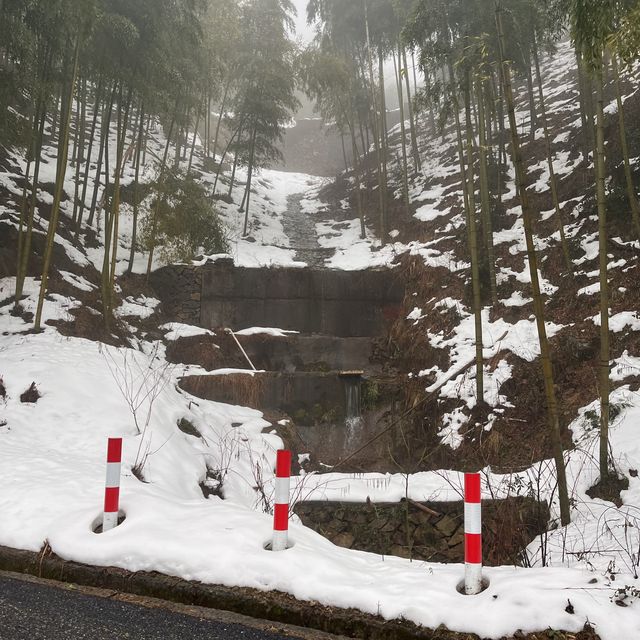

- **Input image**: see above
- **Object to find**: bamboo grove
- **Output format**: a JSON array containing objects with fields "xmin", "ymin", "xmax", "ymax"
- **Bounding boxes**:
[
  {"xmin": 1, "ymin": 0, "xmax": 299, "ymax": 330},
  {"xmin": 3, "ymin": 0, "xmax": 640, "ymax": 526},
  {"xmin": 302, "ymin": 0, "xmax": 640, "ymax": 526}
]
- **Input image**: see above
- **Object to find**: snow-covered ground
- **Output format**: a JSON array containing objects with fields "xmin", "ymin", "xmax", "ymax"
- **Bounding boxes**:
[
  {"xmin": 1, "ymin": 318, "xmax": 640, "ymax": 638},
  {"xmin": 204, "ymin": 168, "xmax": 327, "ymax": 268}
]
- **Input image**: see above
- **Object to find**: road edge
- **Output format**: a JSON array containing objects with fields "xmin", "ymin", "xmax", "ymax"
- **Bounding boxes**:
[
  {"xmin": 0, "ymin": 544, "xmax": 457, "ymax": 639},
  {"xmin": 0, "ymin": 544, "xmax": 597, "ymax": 639}
]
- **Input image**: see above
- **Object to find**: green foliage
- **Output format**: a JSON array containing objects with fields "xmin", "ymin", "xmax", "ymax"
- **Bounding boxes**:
[
  {"xmin": 566, "ymin": 0, "xmax": 639, "ymax": 70},
  {"xmin": 583, "ymin": 401, "xmax": 628, "ymax": 432},
  {"xmin": 141, "ymin": 172, "xmax": 228, "ymax": 265},
  {"xmin": 611, "ymin": 2, "xmax": 640, "ymax": 65},
  {"xmin": 403, "ymin": 0, "xmax": 560, "ymax": 75},
  {"xmin": 361, "ymin": 379, "xmax": 381, "ymax": 411},
  {"xmin": 227, "ymin": 0, "xmax": 300, "ymax": 170}
]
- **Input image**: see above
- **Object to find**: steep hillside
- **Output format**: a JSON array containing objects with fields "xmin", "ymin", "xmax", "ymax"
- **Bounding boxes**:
[{"xmin": 296, "ymin": 38, "xmax": 640, "ymax": 581}]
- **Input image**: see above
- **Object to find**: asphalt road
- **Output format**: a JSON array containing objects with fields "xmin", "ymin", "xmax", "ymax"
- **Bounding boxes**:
[{"xmin": 0, "ymin": 572, "xmax": 342, "ymax": 640}]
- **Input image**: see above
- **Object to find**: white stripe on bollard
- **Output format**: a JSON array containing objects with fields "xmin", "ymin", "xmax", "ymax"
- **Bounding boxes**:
[
  {"xmin": 274, "ymin": 476, "xmax": 290, "ymax": 505},
  {"xmin": 105, "ymin": 462, "xmax": 121, "ymax": 488},
  {"xmin": 463, "ymin": 502, "xmax": 482, "ymax": 534}
]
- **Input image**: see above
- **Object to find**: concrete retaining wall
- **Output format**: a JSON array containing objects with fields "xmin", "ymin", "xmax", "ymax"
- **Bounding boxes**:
[
  {"xmin": 180, "ymin": 371, "xmax": 350, "ymax": 422},
  {"xmin": 151, "ymin": 262, "xmax": 403, "ymax": 337},
  {"xmin": 201, "ymin": 264, "xmax": 402, "ymax": 337},
  {"xmin": 239, "ymin": 335, "xmax": 375, "ymax": 373}
]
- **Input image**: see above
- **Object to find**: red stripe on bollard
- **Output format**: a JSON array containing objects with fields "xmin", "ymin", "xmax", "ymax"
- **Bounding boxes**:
[
  {"xmin": 465, "ymin": 533, "xmax": 482, "ymax": 564},
  {"xmin": 464, "ymin": 473, "xmax": 481, "ymax": 503},
  {"xmin": 273, "ymin": 503, "xmax": 289, "ymax": 531},
  {"xmin": 107, "ymin": 438, "xmax": 122, "ymax": 463},
  {"xmin": 276, "ymin": 449, "xmax": 291, "ymax": 478},
  {"xmin": 102, "ymin": 438, "xmax": 123, "ymax": 532},
  {"xmin": 104, "ymin": 487, "xmax": 120, "ymax": 513}
]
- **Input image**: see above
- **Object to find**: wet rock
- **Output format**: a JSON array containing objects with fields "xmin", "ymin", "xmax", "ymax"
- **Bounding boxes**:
[
  {"xmin": 332, "ymin": 532, "xmax": 355, "ymax": 548},
  {"xmin": 389, "ymin": 545, "xmax": 411, "ymax": 559},
  {"xmin": 434, "ymin": 514, "xmax": 459, "ymax": 537},
  {"xmin": 20, "ymin": 382, "xmax": 40, "ymax": 403}
]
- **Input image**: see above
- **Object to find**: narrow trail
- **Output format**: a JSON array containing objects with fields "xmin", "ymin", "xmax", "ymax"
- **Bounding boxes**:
[{"xmin": 281, "ymin": 192, "xmax": 333, "ymax": 269}]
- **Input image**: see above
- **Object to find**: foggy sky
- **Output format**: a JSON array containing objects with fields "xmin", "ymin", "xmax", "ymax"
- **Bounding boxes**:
[{"xmin": 292, "ymin": 0, "xmax": 315, "ymax": 42}]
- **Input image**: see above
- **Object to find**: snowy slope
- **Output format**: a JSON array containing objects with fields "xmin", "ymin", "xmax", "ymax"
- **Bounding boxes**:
[{"xmin": 1, "ymin": 326, "xmax": 639, "ymax": 639}]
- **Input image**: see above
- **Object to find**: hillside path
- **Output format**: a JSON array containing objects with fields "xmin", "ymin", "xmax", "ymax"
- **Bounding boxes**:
[{"xmin": 282, "ymin": 192, "xmax": 332, "ymax": 269}]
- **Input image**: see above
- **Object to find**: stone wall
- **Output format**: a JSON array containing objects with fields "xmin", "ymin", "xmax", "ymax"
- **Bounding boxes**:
[
  {"xmin": 294, "ymin": 498, "xmax": 548, "ymax": 565},
  {"xmin": 149, "ymin": 265, "xmax": 202, "ymax": 325}
]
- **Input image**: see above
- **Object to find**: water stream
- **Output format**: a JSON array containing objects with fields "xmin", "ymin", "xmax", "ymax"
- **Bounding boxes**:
[{"xmin": 342, "ymin": 374, "xmax": 363, "ymax": 447}]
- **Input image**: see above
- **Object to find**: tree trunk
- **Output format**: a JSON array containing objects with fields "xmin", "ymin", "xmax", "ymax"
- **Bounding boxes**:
[
  {"xmin": 496, "ymin": 3, "xmax": 570, "ymax": 526},
  {"xmin": 476, "ymin": 75, "xmax": 498, "ymax": 307},
  {"xmin": 497, "ymin": 64, "xmax": 507, "ymax": 168},
  {"xmin": 348, "ymin": 111, "xmax": 366, "ymax": 239},
  {"xmin": 212, "ymin": 76, "xmax": 232, "ymax": 159},
  {"xmin": 575, "ymin": 47, "xmax": 589, "ymax": 154},
  {"xmin": 127, "ymin": 103, "xmax": 145, "ymax": 275},
  {"xmin": 363, "ymin": 1, "xmax": 385, "ymax": 241},
  {"xmin": 403, "ymin": 47, "xmax": 421, "ymax": 172},
  {"xmin": 75, "ymin": 79, "xmax": 103, "ymax": 236},
  {"xmin": 340, "ymin": 131, "xmax": 349, "ymax": 171},
  {"xmin": 227, "ymin": 124, "xmax": 244, "ymax": 197},
  {"xmin": 103, "ymin": 88, "xmax": 132, "ymax": 325},
  {"xmin": 71, "ymin": 76, "xmax": 87, "ymax": 225},
  {"xmin": 212, "ymin": 120, "xmax": 243, "ymax": 196},
  {"xmin": 241, "ymin": 124, "xmax": 259, "ymax": 236},
  {"xmin": 579, "ymin": 48, "xmax": 596, "ymax": 160},
  {"xmin": 15, "ymin": 127, "xmax": 35, "ymax": 303},
  {"xmin": 145, "ymin": 105, "xmax": 177, "ymax": 277},
  {"xmin": 70, "ymin": 87, "xmax": 80, "ymax": 168},
  {"xmin": 187, "ymin": 96, "xmax": 203, "ymax": 173},
  {"xmin": 15, "ymin": 41, "xmax": 54, "ymax": 297},
  {"xmin": 394, "ymin": 45, "xmax": 411, "ymax": 220},
  {"xmin": 34, "ymin": 36, "xmax": 80, "ymax": 331},
  {"xmin": 87, "ymin": 83, "xmax": 116, "ymax": 228},
  {"xmin": 203, "ymin": 90, "xmax": 209, "ymax": 158},
  {"xmin": 15, "ymin": 108, "xmax": 47, "ymax": 306},
  {"xmin": 142, "ymin": 113, "xmax": 151, "ymax": 166},
  {"xmin": 378, "ymin": 47, "xmax": 389, "ymax": 239},
  {"xmin": 99, "ymin": 99, "xmax": 111, "ymax": 233},
  {"xmin": 525, "ymin": 57, "xmax": 537, "ymax": 142},
  {"xmin": 464, "ymin": 76, "xmax": 485, "ymax": 405},
  {"xmin": 594, "ymin": 61, "xmax": 610, "ymax": 482}
]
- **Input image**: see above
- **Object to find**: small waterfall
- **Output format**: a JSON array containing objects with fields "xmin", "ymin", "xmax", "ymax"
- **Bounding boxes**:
[
  {"xmin": 345, "ymin": 377, "xmax": 361, "ymax": 421},
  {"xmin": 341, "ymin": 372, "xmax": 363, "ymax": 446}
]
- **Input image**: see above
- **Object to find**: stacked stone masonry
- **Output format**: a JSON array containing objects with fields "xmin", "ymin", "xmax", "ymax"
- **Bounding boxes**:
[{"xmin": 294, "ymin": 498, "xmax": 548, "ymax": 565}]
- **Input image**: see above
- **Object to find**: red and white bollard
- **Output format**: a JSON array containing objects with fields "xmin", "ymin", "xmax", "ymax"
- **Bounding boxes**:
[
  {"xmin": 464, "ymin": 472, "xmax": 483, "ymax": 595},
  {"xmin": 103, "ymin": 437, "xmax": 122, "ymax": 532},
  {"xmin": 272, "ymin": 449, "xmax": 291, "ymax": 552}
]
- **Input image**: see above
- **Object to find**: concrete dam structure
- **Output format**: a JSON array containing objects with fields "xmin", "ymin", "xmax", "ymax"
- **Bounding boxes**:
[
  {"xmin": 151, "ymin": 260, "xmax": 404, "ymax": 337},
  {"xmin": 152, "ymin": 261, "xmax": 405, "ymax": 466}
]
